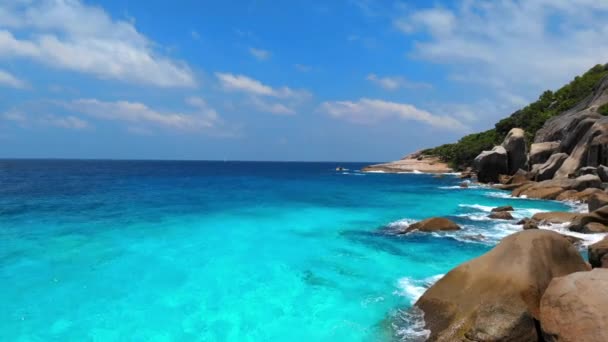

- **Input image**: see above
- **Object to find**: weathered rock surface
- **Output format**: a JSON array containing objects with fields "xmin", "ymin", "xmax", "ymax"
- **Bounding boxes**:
[
  {"xmin": 415, "ymin": 230, "xmax": 589, "ymax": 341},
  {"xmin": 597, "ymin": 164, "xmax": 608, "ymax": 182},
  {"xmin": 555, "ymin": 117, "xmax": 608, "ymax": 178},
  {"xmin": 529, "ymin": 141, "xmax": 561, "ymax": 166},
  {"xmin": 577, "ymin": 166, "xmax": 598, "ymax": 176},
  {"xmin": 588, "ymin": 192, "xmax": 608, "ymax": 212},
  {"xmin": 569, "ymin": 205, "xmax": 608, "ymax": 233},
  {"xmin": 502, "ymin": 128, "xmax": 528, "ymax": 174},
  {"xmin": 535, "ymin": 74, "xmax": 608, "ymax": 144},
  {"xmin": 540, "ymin": 269, "xmax": 608, "ymax": 342},
  {"xmin": 532, "ymin": 212, "xmax": 579, "ymax": 224},
  {"xmin": 512, "ymin": 175, "xmax": 602, "ymax": 199},
  {"xmin": 474, "ymin": 146, "xmax": 509, "ymax": 183},
  {"xmin": 556, "ymin": 187, "xmax": 603, "ymax": 202},
  {"xmin": 488, "ymin": 211, "xmax": 514, "ymax": 220},
  {"xmin": 401, "ymin": 217, "xmax": 460, "ymax": 234},
  {"xmin": 588, "ymin": 237, "xmax": 608, "ymax": 268},
  {"xmin": 533, "ymin": 153, "xmax": 568, "ymax": 181}
]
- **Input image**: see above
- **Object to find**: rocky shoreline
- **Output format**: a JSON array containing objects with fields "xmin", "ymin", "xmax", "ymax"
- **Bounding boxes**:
[
  {"xmin": 362, "ymin": 151, "xmax": 453, "ymax": 174},
  {"xmin": 384, "ymin": 71, "xmax": 608, "ymax": 340}
]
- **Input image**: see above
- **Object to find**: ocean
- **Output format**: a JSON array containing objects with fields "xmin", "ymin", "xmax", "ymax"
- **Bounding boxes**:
[{"xmin": 0, "ymin": 160, "xmax": 588, "ymax": 341}]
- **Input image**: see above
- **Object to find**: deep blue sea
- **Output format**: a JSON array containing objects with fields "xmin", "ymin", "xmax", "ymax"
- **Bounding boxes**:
[{"xmin": 0, "ymin": 160, "xmax": 587, "ymax": 341}]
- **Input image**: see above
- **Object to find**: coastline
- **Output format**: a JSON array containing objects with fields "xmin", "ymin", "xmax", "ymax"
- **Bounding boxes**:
[{"xmin": 386, "ymin": 170, "xmax": 608, "ymax": 340}]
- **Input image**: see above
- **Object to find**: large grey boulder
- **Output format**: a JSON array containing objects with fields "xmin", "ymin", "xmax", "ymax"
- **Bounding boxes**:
[
  {"xmin": 533, "ymin": 153, "xmax": 568, "ymax": 181},
  {"xmin": 555, "ymin": 116, "xmax": 608, "ymax": 178},
  {"xmin": 415, "ymin": 230, "xmax": 589, "ymax": 341},
  {"xmin": 534, "ymin": 74, "xmax": 608, "ymax": 144},
  {"xmin": 529, "ymin": 141, "xmax": 560, "ymax": 166},
  {"xmin": 540, "ymin": 269, "xmax": 608, "ymax": 341},
  {"xmin": 502, "ymin": 128, "xmax": 527, "ymax": 174},
  {"xmin": 474, "ymin": 146, "xmax": 508, "ymax": 183}
]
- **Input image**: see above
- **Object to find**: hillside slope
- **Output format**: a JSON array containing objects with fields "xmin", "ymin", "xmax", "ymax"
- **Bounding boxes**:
[{"xmin": 423, "ymin": 64, "xmax": 608, "ymax": 170}]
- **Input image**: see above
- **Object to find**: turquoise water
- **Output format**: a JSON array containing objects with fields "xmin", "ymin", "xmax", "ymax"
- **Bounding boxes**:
[{"xmin": 0, "ymin": 160, "xmax": 574, "ymax": 341}]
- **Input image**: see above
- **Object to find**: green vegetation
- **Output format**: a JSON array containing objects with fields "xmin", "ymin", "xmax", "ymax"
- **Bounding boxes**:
[
  {"xmin": 599, "ymin": 103, "xmax": 608, "ymax": 116},
  {"xmin": 424, "ymin": 64, "xmax": 608, "ymax": 169}
]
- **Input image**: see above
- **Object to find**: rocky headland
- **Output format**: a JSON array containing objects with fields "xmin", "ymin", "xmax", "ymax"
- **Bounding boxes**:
[
  {"xmin": 362, "ymin": 151, "xmax": 453, "ymax": 174},
  {"xmin": 379, "ymin": 64, "xmax": 608, "ymax": 340}
]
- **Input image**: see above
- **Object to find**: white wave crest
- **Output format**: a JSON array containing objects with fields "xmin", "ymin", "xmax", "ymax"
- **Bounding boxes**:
[
  {"xmin": 459, "ymin": 204, "xmax": 494, "ymax": 212},
  {"xmin": 387, "ymin": 218, "xmax": 417, "ymax": 230},
  {"xmin": 394, "ymin": 274, "xmax": 444, "ymax": 305}
]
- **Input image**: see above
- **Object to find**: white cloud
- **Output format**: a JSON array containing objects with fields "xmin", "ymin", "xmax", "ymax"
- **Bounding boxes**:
[
  {"xmin": 0, "ymin": 69, "xmax": 28, "ymax": 89},
  {"xmin": 366, "ymin": 73, "xmax": 432, "ymax": 91},
  {"xmin": 67, "ymin": 98, "xmax": 219, "ymax": 131},
  {"xmin": 215, "ymin": 72, "xmax": 310, "ymax": 100},
  {"xmin": 249, "ymin": 97, "xmax": 295, "ymax": 115},
  {"xmin": 319, "ymin": 98, "xmax": 467, "ymax": 131},
  {"xmin": 395, "ymin": 1, "xmax": 608, "ymax": 92},
  {"xmin": 249, "ymin": 47, "xmax": 270, "ymax": 61},
  {"xmin": 40, "ymin": 115, "xmax": 89, "ymax": 129},
  {"xmin": 2, "ymin": 110, "xmax": 89, "ymax": 130},
  {"xmin": 0, "ymin": 1, "xmax": 195, "ymax": 87}
]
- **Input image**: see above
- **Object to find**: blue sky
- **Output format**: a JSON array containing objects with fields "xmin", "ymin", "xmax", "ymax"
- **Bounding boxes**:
[{"xmin": 1, "ymin": 0, "xmax": 608, "ymax": 161}]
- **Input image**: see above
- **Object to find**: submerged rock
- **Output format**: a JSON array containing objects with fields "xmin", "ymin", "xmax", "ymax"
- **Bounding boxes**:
[
  {"xmin": 488, "ymin": 211, "xmax": 514, "ymax": 220},
  {"xmin": 540, "ymin": 269, "xmax": 608, "ymax": 342},
  {"xmin": 492, "ymin": 205, "xmax": 514, "ymax": 212},
  {"xmin": 401, "ymin": 217, "xmax": 460, "ymax": 234},
  {"xmin": 415, "ymin": 230, "xmax": 589, "ymax": 341}
]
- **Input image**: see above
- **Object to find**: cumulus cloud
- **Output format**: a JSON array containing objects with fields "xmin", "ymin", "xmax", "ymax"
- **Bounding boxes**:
[
  {"xmin": 0, "ymin": 69, "xmax": 28, "ymax": 89},
  {"xmin": 395, "ymin": 0, "xmax": 608, "ymax": 92},
  {"xmin": 0, "ymin": 1, "xmax": 195, "ymax": 87},
  {"xmin": 366, "ymin": 73, "xmax": 431, "ymax": 91},
  {"xmin": 319, "ymin": 98, "xmax": 468, "ymax": 131},
  {"xmin": 66, "ymin": 98, "xmax": 219, "ymax": 131},
  {"xmin": 249, "ymin": 47, "xmax": 271, "ymax": 61}
]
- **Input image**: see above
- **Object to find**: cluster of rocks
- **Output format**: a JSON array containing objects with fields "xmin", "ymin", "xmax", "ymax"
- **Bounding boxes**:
[
  {"xmin": 475, "ymin": 74, "xmax": 608, "ymax": 186},
  {"xmin": 401, "ymin": 78, "xmax": 608, "ymax": 340},
  {"xmin": 414, "ymin": 230, "xmax": 608, "ymax": 341}
]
